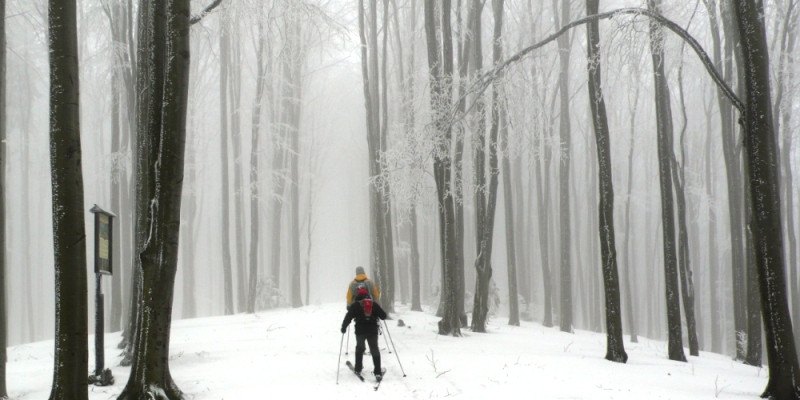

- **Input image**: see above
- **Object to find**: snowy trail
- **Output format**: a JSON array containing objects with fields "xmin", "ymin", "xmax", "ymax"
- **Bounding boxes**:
[{"xmin": 9, "ymin": 303, "xmax": 766, "ymax": 399}]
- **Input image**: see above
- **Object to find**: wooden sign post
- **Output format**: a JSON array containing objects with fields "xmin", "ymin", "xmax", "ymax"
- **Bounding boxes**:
[{"xmin": 89, "ymin": 205, "xmax": 115, "ymax": 385}]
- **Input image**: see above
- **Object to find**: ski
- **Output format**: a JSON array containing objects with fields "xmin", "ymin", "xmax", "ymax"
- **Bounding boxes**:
[
  {"xmin": 373, "ymin": 368, "xmax": 386, "ymax": 391},
  {"xmin": 345, "ymin": 361, "xmax": 365, "ymax": 382}
]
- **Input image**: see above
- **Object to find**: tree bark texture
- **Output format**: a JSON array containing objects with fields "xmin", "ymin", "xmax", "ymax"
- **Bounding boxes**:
[
  {"xmin": 48, "ymin": 0, "xmax": 89, "ymax": 398},
  {"xmin": 647, "ymin": 0, "xmax": 686, "ymax": 363},
  {"xmin": 731, "ymin": 0, "xmax": 800, "ymax": 397},
  {"xmin": 471, "ymin": 0, "xmax": 500, "ymax": 334},
  {"xmin": 622, "ymin": 83, "xmax": 638, "ymax": 343},
  {"xmin": 586, "ymin": 0, "xmax": 627, "ymax": 363},
  {"xmin": 118, "ymin": 0, "xmax": 191, "ymax": 398},
  {"xmin": 423, "ymin": 0, "xmax": 461, "ymax": 336}
]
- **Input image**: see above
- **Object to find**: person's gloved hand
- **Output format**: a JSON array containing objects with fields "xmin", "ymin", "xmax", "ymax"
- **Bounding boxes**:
[{"xmin": 341, "ymin": 326, "xmax": 347, "ymax": 334}]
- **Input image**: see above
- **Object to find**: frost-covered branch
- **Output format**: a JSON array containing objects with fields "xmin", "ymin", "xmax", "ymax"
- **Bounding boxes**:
[
  {"xmin": 453, "ymin": 7, "xmax": 744, "ymax": 128},
  {"xmin": 191, "ymin": 0, "xmax": 224, "ymax": 25}
]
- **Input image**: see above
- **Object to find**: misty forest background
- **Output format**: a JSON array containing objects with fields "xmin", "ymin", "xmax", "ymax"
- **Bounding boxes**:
[{"xmin": 1, "ymin": 0, "xmax": 800, "ymax": 398}]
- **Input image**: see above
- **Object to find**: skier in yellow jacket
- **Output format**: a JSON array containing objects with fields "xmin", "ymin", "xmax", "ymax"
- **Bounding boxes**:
[{"xmin": 346, "ymin": 266, "xmax": 381, "ymax": 306}]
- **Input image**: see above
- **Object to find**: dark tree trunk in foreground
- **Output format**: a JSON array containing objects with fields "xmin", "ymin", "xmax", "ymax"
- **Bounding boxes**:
[
  {"xmin": 48, "ymin": 0, "xmax": 89, "ymax": 398},
  {"xmin": 0, "ymin": 0, "xmax": 7, "ymax": 394},
  {"xmin": 647, "ymin": 0, "xmax": 686, "ymax": 363},
  {"xmin": 732, "ymin": 0, "xmax": 800, "ymax": 397},
  {"xmin": 585, "ymin": 0, "xmax": 627, "ymax": 363},
  {"xmin": 118, "ymin": 0, "xmax": 197, "ymax": 397}
]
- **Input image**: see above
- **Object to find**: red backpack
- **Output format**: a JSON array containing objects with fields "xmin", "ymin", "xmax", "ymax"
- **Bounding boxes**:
[{"xmin": 356, "ymin": 286, "xmax": 373, "ymax": 318}]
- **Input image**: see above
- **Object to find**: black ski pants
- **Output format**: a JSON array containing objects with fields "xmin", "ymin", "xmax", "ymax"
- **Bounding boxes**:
[{"xmin": 354, "ymin": 333, "xmax": 381, "ymax": 375}]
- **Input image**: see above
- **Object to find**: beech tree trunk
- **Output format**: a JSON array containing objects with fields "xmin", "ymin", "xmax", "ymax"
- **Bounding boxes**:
[
  {"xmin": 48, "ymin": 0, "xmax": 89, "ymax": 397},
  {"xmin": 647, "ymin": 0, "xmax": 686, "ymax": 363},
  {"xmin": 118, "ymin": 0, "xmax": 195, "ymax": 397},
  {"xmin": 585, "ymin": 0, "xmax": 627, "ymax": 363},
  {"xmin": 728, "ymin": 1, "xmax": 800, "ymax": 397}
]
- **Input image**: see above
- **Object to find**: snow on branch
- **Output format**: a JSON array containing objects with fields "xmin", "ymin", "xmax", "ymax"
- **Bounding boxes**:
[
  {"xmin": 191, "ymin": 0, "xmax": 224, "ymax": 25},
  {"xmin": 452, "ymin": 7, "xmax": 744, "ymax": 128}
]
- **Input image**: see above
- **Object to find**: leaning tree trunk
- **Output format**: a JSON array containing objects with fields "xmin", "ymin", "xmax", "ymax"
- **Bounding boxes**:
[
  {"xmin": 731, "ymin": 0, "xmax": 800, "ymax": 397},
  {"xmin": 48, "ymin": 0, "xmax": 89, "ymax": 398},
  {"xmin": 647, "ymin": 0, "xmax": 686, "ymax": 363},
  {"xmin": 585, "ymin": 0, "xmax": 627, "ymax": 363}
]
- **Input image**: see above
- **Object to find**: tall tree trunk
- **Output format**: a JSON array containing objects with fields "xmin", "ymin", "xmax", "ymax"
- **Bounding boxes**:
[
  {"xmin": 48, "ymin": 0, "xmax": 89, "ymax": 397},
  {"xmin": 109, "ymin": 0, "xmax": 125, "ymax": 332},
  {"xmin": 622, "ymin": 83, "xmax": 639, "ymax": 344},
  {"xmin": 673, "ymin": 62, "xmax": 699, "ymax": 357},
  {"xmin": 0, "ymin": 0, "xmax": 8, "ymax": 393},
  {"xmin": 500, "ymin": 109, "xmax": 519, "ymax": 326},
  {"xmin": 585, "ymin": 0, "xmax": 627, "ymax": 362},
  {"xmin": 422, "ymin": 0, "xmax": 461, "ymax": 336},
  {"xmin": 554, "ymin": 0, "xmax": 572, "ymax": 334},
  {"xmin": 718, "ymin": 0, "xmax": 749, "ymax": 360},
  {"xmin": 471, "ymin": 0, "xmax": 501, "ymax": 334},
  {"xmin": 647, "ymin": 0, "xmax": 686, "ymax": 363},
  {"xmin": 771, "ymin": 0, "xmax": 798, "ymax": 359},
  {"xmin": 118, "ymin": 0, "xmax": 193, "ymax": 397},
  {"xmin": 380, "ymin": 0, "xmax": 396, "ymax": 313},
  {"xmin": 289, "ymin": 15, "xmax": 303, "ymax": 309},
  {"xmin": 247, "ymin": 23, "xmax": 266, "ymax": 314},
  {"xmin": 704, "ymin": 103, "xmax": 722, "ymax": 354},
  {"xmin": 731, "ymin": 0, "xmax": 800, "ymax": 397},
  {"xmin": 401, "ymin": 0, "xmax": 422, "ymax": 313},
  {"xmin": 220, "ymin": 22, "xmax": 234, "ymax": 315},
  {"xmin": 229, "ymin": 21, "xmax": 247, "ymax": 313}
]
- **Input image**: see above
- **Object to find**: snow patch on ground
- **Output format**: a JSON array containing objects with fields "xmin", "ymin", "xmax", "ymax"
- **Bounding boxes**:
[{"xmin": 8, "ymin": 303, "xmax": 766, "ymax": 399}]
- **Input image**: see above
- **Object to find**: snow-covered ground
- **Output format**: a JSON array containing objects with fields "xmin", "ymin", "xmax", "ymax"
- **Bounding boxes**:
[{"xmin": 9, "ymin": 303, "xmax": 766, "ymax": 399}]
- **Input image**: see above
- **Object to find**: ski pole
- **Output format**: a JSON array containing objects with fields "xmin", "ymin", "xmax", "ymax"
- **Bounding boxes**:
[
  {"xmin": 345, "ymin": 325, "xmax": 350, "ymax": 355},
  {"xmin": 337, "ymin": 331, "xmax": 345, "ymax": 384},
  {"xmin": 381, "ymin": 321, "xmax": 392, "ymax": 353},
  {"xmin": 382, "ymin": 320, "xmax": 406, "ymax": 377}
]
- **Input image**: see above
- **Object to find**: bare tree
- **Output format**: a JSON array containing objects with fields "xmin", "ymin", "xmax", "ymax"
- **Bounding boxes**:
[
  {"xmin": 732, "ymin": 0, "xmax": 800, "ymax": 396},
  {"xmin": 47, "ymin": 0, "xmax": 89, "ymax": 397},
  {"xmin": 647, "ymin": 0, "xmax": 686, "ymax": 363},
  {"xmin": 585, "ymin": 0, "xmax": 627, "ymax": 364}
]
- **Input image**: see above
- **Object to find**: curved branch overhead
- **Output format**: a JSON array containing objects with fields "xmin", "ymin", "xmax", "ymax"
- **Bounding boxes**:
[
  {"xmin": 190, "ymin": 0, "xmax": 224, "ymax": 25},
  {"xmin": 458, "ymin": 7, "xmax": 744, "ymax": 123}
]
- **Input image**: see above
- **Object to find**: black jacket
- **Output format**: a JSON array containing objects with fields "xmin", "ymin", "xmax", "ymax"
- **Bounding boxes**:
[{"xmin": 342, "ymin": 299, "xmax": 387, "ymax": 336}]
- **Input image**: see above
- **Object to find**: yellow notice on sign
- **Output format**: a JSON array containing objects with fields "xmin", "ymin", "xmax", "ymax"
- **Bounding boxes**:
[{"xmin": 99, "ymin": 214, "xmax": 110, "ymax": 261}]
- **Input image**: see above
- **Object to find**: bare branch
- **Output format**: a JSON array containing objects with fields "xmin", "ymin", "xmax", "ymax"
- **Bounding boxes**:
[
  {"xmin": 190, "ymin": 0, "xmax": 224, "ymax": 25},
  {"xmin": 455, "ymin": 7, "xmax": 743, "ymax": 127}
]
